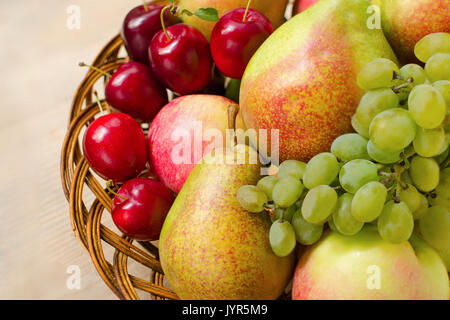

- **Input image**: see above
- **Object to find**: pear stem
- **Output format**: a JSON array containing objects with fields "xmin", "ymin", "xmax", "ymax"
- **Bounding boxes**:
[
  {"xmin": 227, "ymin": 104, "xmax": 240, "ymax": 146},
  {"xmin": 161, "ymin": 5, "xmax": 172, "ymax": 42},
  {"xmin": 106, "ymin": 180, "xmax": 128, "ymax": 201},
  {"xmin": 79, "ymin": 62, "xmax": 111, "ymax": 79},
  {"xmin": 143, "ymin": 1, "xmax": 148, "ymax": 12},
  {"xmin": 243, "ymin": 0, "xmax": 253, "ymax": 22}
]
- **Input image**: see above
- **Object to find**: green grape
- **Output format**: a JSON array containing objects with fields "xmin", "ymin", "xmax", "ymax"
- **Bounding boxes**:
[
  {"xmin": 302, "ymin": 153, "xmax": 340, "ymax": 189},
  {"xmin": 409, "ymin": 156, "xmax": 440, "ymax": 192},
  {"xmin": 367, "ymin": 140, "xmax": 402, "ymax": 164},
  {"xmin": 357, "ymin": 58, "xmax": 399, "ymax": 90},
  {"xmin": 331, "ymin": 133, "xmax": 370, "ymax": 162},
  {"xmin": 351, "ymin": 181, "xmax": 387, "ymax": 222},
  {"xmin": 369, "ymin": 108, "xmax": 417, "ymax": 152},
  {"xmin": 332, "ymin": 193, "xmax": 364, "ymax": 236},
  {"xmin": 398, "ymin": 184, "xmax": 422, "ymax": 213},
  {"xmin": 413, "ymin": 126, "xmax": 446, "ymax": 157},
  {"xmin": 401, "ymin": 170, "xmax": 414, "ymax": 185},
  {"xmin": 413, "ymin": 193, "xmax": 429, "ymax": 220},
  {"xmin": 236, "ymin": 185, "xmax": 268, "ymax": 213},
  {"xmin": 272, "ymin": 177, "xmax": 304, "ymax": 208},
  {"xmin": 352, "ymin": 114, "xmax": 369, "ymax": 138},
  {"xmin": 270, "ymin": 207, "xmax": 284, "ymax": 223},
  {"xmin": 278, "ymin": 160, "xmax": 307, "ymax": 180},
  {"xmin": 414, "ymin": 32, "xmax": 450, "ymax": 63},
  {"xmin": 419, "ymin": 206, "xmax": 450, "ymax": 251},
  {"xmin": 269, "ymin": 220, "xmax": 297, "ymax": 257},
  {"xmin": 301, "ymin": 185, "xmax": 338, "ymax": 224},
  {"xmin": 327, "ymin": 216, "xmax": 338, "ymax": 232},
  {"xmin": 292, "ymin": 208, "xmax": 324, "ymax": 245},
  {"xmin": 256, "ymin": 176, "xmax": 278, "ymax": 201},
  {"xmin": 435, "ymin": 147, "xmax": 449, "ymax": 164},
  {"xmin": 377, "ymin": 201, "xmax": 414, "ymax": 244},
  {"xmin": 433, "ymin": 80, "xmax": 450, "ymax": 115},
  {"xmin": 295, "ymin": 198, "xmax": 304, "ymax": 209},
  {"xmin": 430, "ymin": 195, "xmax": 450, "ymax": 212},
  {"xmin": 408, "ymin": 84, "xmax": 446, "ymax": 129},
  {"xmin": 339, "ymin": 159, "xmax": 379, "ymax": 193},
  {"xmin": 271, "ymin": 204, "xmax": 297, "ymax": 223},
  {"xmin": 355, "ymin": 88, "xmax": 399, "ymax": 134},
  {"xmin": 436, "ymin": 131, "xmax": 450, "ymax": 156},
  {"xmin": 437, "ymin": 245, "xmax": 450, "ymax": 272},
  {"xmin": 424, "ymin": 53, "xmax": 450, "ymax": 82},
  {"xmin": 399, "ymin": 64, "xmax": 427, "ymax": 86},
  {"xmin": 436, "ymin": 168, "xmax": 450, "ymax": 198}
]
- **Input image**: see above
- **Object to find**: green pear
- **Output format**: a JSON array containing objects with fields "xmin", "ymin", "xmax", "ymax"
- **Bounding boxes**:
[
  {"xmin": 159, "ymin": 145, "xmax": 296, "ymax": 300},
  {"xmin": 240, "ymin": 0, "xmax": 398, "ymax": 162}
]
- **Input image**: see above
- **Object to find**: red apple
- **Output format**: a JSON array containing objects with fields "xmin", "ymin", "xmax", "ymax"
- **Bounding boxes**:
[{"xmin": 148, "ymin": 95, "xmax": 242, "ymax": 193}]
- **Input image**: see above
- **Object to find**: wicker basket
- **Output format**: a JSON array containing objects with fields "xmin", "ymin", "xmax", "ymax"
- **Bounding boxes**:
[{"xmin": 60, "ymin": 34, "xmax": 178, "ymax": 300}]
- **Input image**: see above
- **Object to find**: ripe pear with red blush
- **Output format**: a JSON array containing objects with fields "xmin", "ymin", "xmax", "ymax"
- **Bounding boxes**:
[
  {"xmin": 293, "ymin": 0, "xmax": 319, "ymax": 14},
  {"xmin": 211, "ymin": 8, "xmax": 273, "ymax": 79},
  {"xmin": 111, "ymin": 178, "xmax": 175, "ymax": 241},
  {"xmin": 159, "ymin": 145, "xmax": 295, "ymax": 299},
  {"xmin": 121, "ymin": 2, "xmax": 178, "ymax": 65},
  {"xmin": 292, "ymin": 227, "xmax": 449, "ymax": 299},
  {"xmin": 240, "ymin": 0, "xmax": 397, "ymax": 162},
  {"xmin": 149, "ymin": 24, "xmax": 212, "ymax": 95},
  {"xmin": 105, "ymin": 61, "xmax": 168, "ymax": 122},
  {"xmin": 372, "ymin": 0, "xmax": 450, "ymax": 63},
  {"xmin": 83, "ymin": 112, "xmax": 148, "ymax": 183}
]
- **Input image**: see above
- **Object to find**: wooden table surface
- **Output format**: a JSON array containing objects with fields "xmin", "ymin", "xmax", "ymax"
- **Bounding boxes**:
[{"xmin": 0, "ymin": 0, "xmax": 151, "ymax": 300}]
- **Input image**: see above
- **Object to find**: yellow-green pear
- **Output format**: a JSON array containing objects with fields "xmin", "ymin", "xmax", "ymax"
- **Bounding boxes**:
[{"xmin": 159, "ymin": 145, "xmax": 296, "ymax": 299}]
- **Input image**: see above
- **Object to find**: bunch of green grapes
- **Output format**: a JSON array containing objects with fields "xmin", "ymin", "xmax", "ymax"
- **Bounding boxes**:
[{"xmin": 236, "ymin": 32, "xmax": 450, "ymax": 265}]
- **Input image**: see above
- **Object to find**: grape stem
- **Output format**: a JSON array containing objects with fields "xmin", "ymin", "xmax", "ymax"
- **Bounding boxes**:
[
  {"xmin": 378, "ymin": 171, "xmax": 391, "ymax": 178},
  {"xmin": 393, "ymin": 165, "xmax": 407, "ymax": 189},
  {"xmin": 392, "ymin": 82, "xmax": 412, "ymax": 93},
  {"xmin": 380, "ymin": 176, "xmax": 393, "ymax": 186},
  {"xmin": 263, "ymin": 204, "xmax": 276, "ymax": 220}
]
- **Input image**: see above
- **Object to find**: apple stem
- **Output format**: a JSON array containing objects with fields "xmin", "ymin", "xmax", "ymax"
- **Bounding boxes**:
[
  {"xmin": 106, "ymin": 180, "xmax": 128, "ymax": 201},
  {"xmin": 79, "ymin": 62, "xmax": 111, "ymax": 79},
  {"xmin": 243, "ymin": 0, "xmax": 253, "ymax": 22},
  {"xmin": 143, "ymin": 1, "xmax": 148, "ymax": 12},
  {"xmin": 160, "ymin": 5, "xmax": 172, "ymax": 42},
  {"xmin": 93, "ymin": 91, "xmax": 105, "ymax": 114}
]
